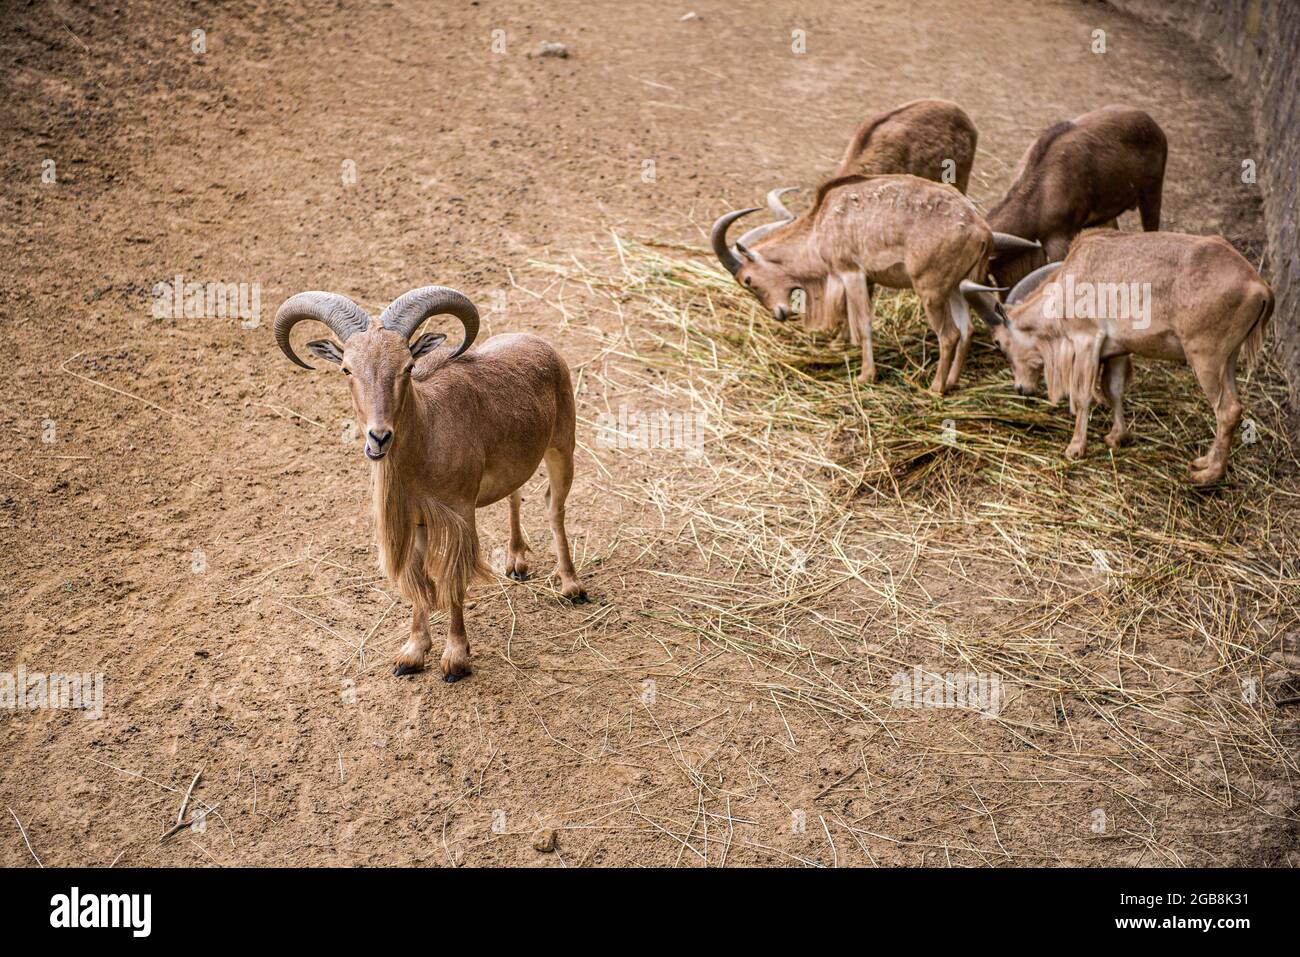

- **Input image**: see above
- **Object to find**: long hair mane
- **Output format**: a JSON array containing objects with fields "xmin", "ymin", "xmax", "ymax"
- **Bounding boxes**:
[
  {"xmin": 1039, "ymin": 330, "xmax": 1102, "ymax": 411},
  {"xmin": 373, "ymin": 461, "xmax": 488, "ymax": 611}
]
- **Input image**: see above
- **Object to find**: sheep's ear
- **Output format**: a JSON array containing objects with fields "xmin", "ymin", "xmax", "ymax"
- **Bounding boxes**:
[
  {"xmin": 410, "ymin": 332, "xmax": 447, "ymax": 359},
  {"xmin": 305, "ymin": 339, "xmax": 344, "ymax": 364}
]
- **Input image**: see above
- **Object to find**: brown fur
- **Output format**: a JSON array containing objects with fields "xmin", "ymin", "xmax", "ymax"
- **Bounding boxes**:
[
  {"xmin": 325, "ymin": 324, "xmax": 586, "ymax": 679},
  {"xmin": 978, "ymin": 231, "xmax": 1271, "ymax": 484},
  {"xmin": 732, "ymin": 174, "xmax": 993, "ymax": 393},
  {"xmin": 988, "ymin": 105, "xmax": 1168, "ymax": 288},
  {"xmin": 836, "ymin": 99, "xmax": 978, "ymax": 194}
]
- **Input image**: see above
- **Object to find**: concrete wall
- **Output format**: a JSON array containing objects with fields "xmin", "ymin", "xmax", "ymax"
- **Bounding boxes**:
[{"xmin": 1105, "ymin": 0, "xmax": 1298, "ymax": 428}]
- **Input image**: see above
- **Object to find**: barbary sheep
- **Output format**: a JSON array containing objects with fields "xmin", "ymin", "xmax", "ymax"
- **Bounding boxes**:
[
  {"xmin": 713, "ymin": 174, "xmax": 1030, "ymax": 393},
  {"xmin": 986, "ymin": 105, "xmax": 1167, "ymax": 288},
  {"xmin": 274, "ymin": 286, "xmax": 588, "ymax": 681},
  {"xmin": 964, "ymin": 231, "xmax": 1272, "ymax": 484}
]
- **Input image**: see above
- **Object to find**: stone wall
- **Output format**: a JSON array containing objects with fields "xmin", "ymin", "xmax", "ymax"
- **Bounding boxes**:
[{"xmin": 1105, "ymin": 0, "xmax": 1298, "ymax": 428}]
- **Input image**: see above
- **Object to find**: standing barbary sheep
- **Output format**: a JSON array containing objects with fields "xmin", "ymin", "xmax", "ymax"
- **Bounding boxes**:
[
  {"xmin": 986, "ymin": 105, "xmax": 1168, "ymax": 288},
  {"xmin": 712, "ymin": 174, "xmax": 1026, "ymax": 393},
  {"xmin": 962, "ymin": 231, "xmax": 1272, "ymax": 484},
  {"xmin": 274, "ymin": 286, "xmax": 588, "ymax": 681}
]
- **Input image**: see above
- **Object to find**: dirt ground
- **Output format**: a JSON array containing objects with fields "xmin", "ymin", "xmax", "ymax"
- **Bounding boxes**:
[{"xmin": 1, "ymin": 0, "xmax": 1295, "ymax": 866}]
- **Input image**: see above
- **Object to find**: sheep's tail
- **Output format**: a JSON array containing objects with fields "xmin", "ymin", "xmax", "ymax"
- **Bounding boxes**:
[{"xmin": 1240, "ymin": 284, "xmax": 1273, "ymax": 371}]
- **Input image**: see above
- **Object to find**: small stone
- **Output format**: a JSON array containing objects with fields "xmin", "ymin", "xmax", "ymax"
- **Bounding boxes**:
[
  {"xmin": 532, "ymin": 827, "xmax": 558, "ymax": 852},
  {"xmin": 530, "ymin": 41, "xmax": 568, "ymax": 59}
]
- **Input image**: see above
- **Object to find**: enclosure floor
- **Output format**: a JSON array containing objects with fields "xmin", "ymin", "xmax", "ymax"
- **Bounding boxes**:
[{"xmin": 0, "ymin": 0, "xmax": 1292, "ymax": 866}]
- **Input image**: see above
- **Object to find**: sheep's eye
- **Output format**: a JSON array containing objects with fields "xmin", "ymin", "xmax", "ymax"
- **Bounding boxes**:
[{"xmin": 342, "ymin": 367, "xmax": 352, "ymax": 376}]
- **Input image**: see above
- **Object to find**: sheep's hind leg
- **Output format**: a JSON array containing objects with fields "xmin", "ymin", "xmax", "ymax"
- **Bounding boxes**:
[
  {"xmin": 1188, "ymin": 353, "xmax": 1242, "ymax": 485},
  {"xmin": 544, "ymin": 446, "xmax": 588, "ymax": 604},
  {"xmin": 1102, "ymin": 356, "xmax": 1133, "ymax": 449},
  {"xmin": 505, "ymin": 490, "xmax": 530, "ymax": 581}
]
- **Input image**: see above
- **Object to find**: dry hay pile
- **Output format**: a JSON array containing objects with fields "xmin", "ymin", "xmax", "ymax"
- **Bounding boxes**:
[{"xmin": 532, "ymin": 237, "xmax": 1300, "ymax": 863}]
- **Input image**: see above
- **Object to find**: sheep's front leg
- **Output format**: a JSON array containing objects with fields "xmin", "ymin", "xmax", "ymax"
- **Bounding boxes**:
[
  {"xmin": 393, "ymin": 602, "xmax": 433, "ymax": 677},
  {"xmin": 440, "ymin": 505, "xmax": 478, "ymax": 682},
  {"xmin": 843, "ymin": 272, "xmax": 875, "ymax": 384},
  {"xmin": 1064, "ymin": 389, "xmax": 1093, "ymax": 460},
  {"xmin": 824, "ymin": 274, "xmax": 851, "ymax": 345},
  {"xmin": 394, "ymin": 524, "xmax": 432, "ymax": 676},
  {"xmin": 945, "ymin": 290, "xmax": 974, "ymax": 390},
  {"xmin": 441, "ymin": 598, "xmax": 471, "ymax": 682},
  {"xmin": 921, "ymin": 292, "xmax": 959, "ymax": 395},
  {"xmin": 1043, "ymin": 233, "xmax": 1073, "ymax": 263}
]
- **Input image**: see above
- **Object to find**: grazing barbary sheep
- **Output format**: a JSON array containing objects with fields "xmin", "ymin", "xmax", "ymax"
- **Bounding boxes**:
[
  {"xmin": 836, "ymin": 98, "xmax": 979, "ymax": 193},
  {"xmin": 274, "ymin": 286, "xmax": 588, "ymax": 681},
  {"xmin": 764, "ymin": 99, "xmax": 979, "ymax": 228},
  {"xmin": 713, "ymin": 174, "xmax": 1032, "ymax": 393},
  {"xmin": 745, "ymin": 105, "xmax": 1029, "ymax": 358},
  {"xmin": 964, "ymin": 231, "xmax": 1272, "ymax": 484},
  {"xmin": 757, "ymin": 97, "xmax": 976, "ymax": 241},
  {"xmin": 986, "ymin": 105, "xmax": 1168, "ymax": 288}
]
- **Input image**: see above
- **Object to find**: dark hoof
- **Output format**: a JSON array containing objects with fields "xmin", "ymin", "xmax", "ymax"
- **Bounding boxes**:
[
  {"xmin": 508, "ymin": 570, "xmax": 530, "ymax": 582},
  {"xmin": 568, "ymin": 590, "xmax": 590, "ymax": 605},
  {"xmin": 444, "ymin": 672, "xmax": 467, "ymax": 683},
  {"xmin": 394, "ymin": 663, "xmax": 423, "ymax": 677}
]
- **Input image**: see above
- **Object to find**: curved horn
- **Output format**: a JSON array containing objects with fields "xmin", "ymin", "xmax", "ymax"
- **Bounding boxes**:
[
  {"xmin": 766, "ymin": 187, "xmax": 798, "ymax": 221},
  {"xmin": 736, "ymin": 218, "xmax": 791, "ymax": 249},
  {"xmin": 1006, "ymin": 262, "xmax": 1063, "ymax": 306},
  {"xmin": 274, "ymin": 291, "xmax": 372, "ymax": 370},
  {"xmin": 378, "ymin": 286, "xmax": 480, "ymax": 359},
  {"xmin": 992, "ymin": 232, "xmax": 1042, "ymax": 254},
  {"xmin": 710, "ymin": 207, "xmax": 761, "ymax": 275},
  {"xmin": 959, "ymin": 280, "xmax": 1007, "ymax": 297}
]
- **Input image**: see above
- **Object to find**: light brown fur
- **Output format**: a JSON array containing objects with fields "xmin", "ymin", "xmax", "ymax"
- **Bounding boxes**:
[
  {"xmin": 978, "ymin": 231, "xmax": 1272, "ymax": 484},
  {"xmin": 331, "ymin": 325, "xmax": 586, "ymax": 679},
  {"xmin": 731, "ymin": 174, "xmax": 994, "ymax": 393}
]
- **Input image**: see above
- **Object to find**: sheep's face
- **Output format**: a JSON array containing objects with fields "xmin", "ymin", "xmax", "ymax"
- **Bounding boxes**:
[
  {"xmin": 735, "ymin": 256, "xmax": 799, "ymax": 322},
  {"xmin": 306, "ymin": 327, "xmax": 444, "ymax": 460},
  {"xmin": 989, "ymin": 315, "xmax": 1042, "ymax": 396}
]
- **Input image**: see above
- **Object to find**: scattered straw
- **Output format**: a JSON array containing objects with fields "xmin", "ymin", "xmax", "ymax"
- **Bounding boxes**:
[{"xmin": 531, "ymin": 236, "xmax": 1300, "ymax": 840}]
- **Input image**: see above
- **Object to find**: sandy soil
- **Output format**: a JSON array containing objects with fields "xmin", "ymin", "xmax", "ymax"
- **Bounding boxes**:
[{"xmin": 0, "ymin": 0, "xmax": 1292, "ymax": 866}]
